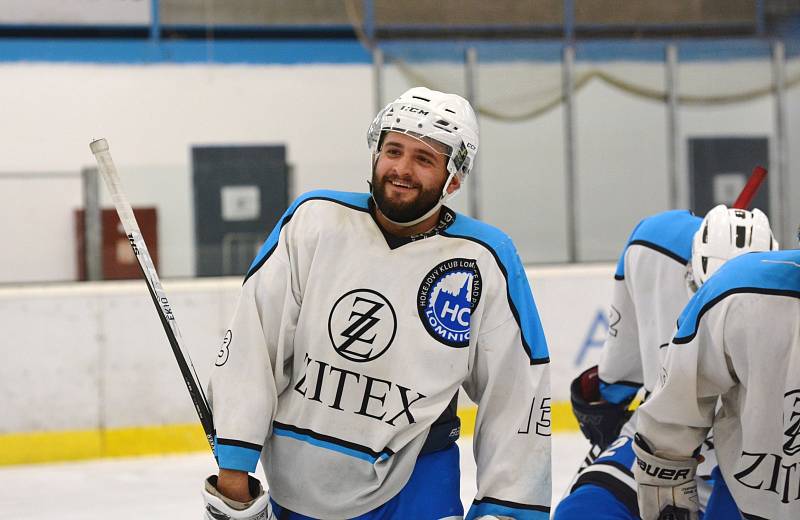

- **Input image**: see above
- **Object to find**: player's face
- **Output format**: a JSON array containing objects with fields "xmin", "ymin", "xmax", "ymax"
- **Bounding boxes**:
[{"xmin": 372, "ymin": 132, "xmax": 455, "ymax": 223}]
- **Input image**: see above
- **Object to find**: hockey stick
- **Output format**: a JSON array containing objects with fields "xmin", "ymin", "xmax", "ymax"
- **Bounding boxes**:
[
  {"xmin": 89, "ymin": 138, "xmax": 215, "ymax": 454},
  {"xmin": 732, "ymin": 165, "xmax": 767, "ymax": 210}
]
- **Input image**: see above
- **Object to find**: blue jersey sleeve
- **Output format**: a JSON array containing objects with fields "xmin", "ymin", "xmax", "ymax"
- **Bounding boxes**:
[
  {"xmin": 614, "ymin": 210, "xmax": 701, "ymax": 280},
  {"xmin": 674, "ymin": 250, "xmax": 800, "ymax": 344},
  {"xmin": 444, "ymin": 214, "xmax": 549, "ymax": 363}
]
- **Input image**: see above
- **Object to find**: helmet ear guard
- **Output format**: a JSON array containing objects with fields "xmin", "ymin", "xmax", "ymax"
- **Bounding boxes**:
[{"xmin": 689, "ymin": 204, "xmax": 779, "ymax": 289}]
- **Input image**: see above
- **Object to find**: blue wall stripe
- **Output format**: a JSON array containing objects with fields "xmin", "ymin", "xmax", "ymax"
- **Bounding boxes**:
[
  {"xmin": 0, "ymin": 38, "xmax": 371, "ymax": 64},
  {"xmin": 0, "ymin": 37, "xmax": 780, "ymax": 64},
  {"xmin": 379, "ymin": 38, "xmax": 775, "ymax": 63}
]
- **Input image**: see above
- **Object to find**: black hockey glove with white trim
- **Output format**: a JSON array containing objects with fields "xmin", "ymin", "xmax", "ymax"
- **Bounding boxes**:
[{"xmin": 570, "ymin": 365, "xmax": 633, "ymax": 450}]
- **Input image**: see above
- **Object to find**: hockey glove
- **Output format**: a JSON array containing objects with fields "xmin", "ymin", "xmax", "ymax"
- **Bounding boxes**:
[
  {"xmin": 203, "ymin": 474, "xmax": 270, "ymax": 520},
  {"xmin": 570, "ymin": 365, "xmax": 632, "ymax": 450},
  {"xmin": 633, "ymin": 433, "xmax": 699, "ymax": 520}
]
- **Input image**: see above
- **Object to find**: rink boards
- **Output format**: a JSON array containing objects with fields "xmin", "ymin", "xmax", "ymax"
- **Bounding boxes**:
[{"xmin": 0, "ymin": 264, "xmax": 612, "ymax": 465}]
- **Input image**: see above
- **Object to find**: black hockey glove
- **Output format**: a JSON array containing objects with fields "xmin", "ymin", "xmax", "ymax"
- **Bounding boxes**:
[{"xmin": 570, "ymin": 365, "xmax": 633, "ymax": 450}]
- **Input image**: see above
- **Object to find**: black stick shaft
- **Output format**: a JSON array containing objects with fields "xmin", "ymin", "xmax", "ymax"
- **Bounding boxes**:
[{"xmin": 89, "ymin": 138, "xmax": 215, "ymax": 453}]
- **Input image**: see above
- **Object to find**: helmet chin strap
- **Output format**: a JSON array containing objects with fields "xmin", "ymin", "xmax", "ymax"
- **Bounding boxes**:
[
  {"xmin": 378, "ymin": 197, "xmax": 444, "ymax": 228},
  {"xmin": 684, "ymin": 262, "xmax": 699, "ymax": 297},
  {"xmin": 369, "ymin": 162, "xmax": 459, "ymax": 228}
]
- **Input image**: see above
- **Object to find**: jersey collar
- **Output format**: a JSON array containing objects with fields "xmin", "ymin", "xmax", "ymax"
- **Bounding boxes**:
[{"xmin": 368, "ymin": 198, "xmax": 456, "ymax": 250}]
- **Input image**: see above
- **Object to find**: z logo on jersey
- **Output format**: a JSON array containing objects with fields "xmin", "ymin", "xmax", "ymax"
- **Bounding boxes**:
[
  {"xmin": 784, "ymin": 390, "xmax": 800, "ymax": 456},
  {"xmin": 732, "ymin": 389, "xmax": 800, "ymax": 504},
  {"xmin": 328, "ymin": 289, "xmax": 397, "ymax": 362}
]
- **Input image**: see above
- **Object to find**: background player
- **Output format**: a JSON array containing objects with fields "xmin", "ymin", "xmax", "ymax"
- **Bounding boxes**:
[
  {"xmin": 555, "ymin": 202, "xmax": 778, "ymax": 519},
  {"xmin": 201, "ymin": 87, "xmax": 552, "ymax": 520},
  {"xmin": 634, "ymin": 235, "xmax": 800, "ymax": 520}
]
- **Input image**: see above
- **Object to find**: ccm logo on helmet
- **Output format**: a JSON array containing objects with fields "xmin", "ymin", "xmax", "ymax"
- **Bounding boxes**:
[
  {"xmin": 636, "ymin": 458, "xmax": 692, "ymax": 480},
  {"xmin": 399, "ymin": 105, "xmax": 429, "ymax": 115}
]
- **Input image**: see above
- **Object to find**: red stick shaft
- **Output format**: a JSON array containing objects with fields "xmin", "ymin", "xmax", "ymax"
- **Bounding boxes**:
[{"xmin": 732, "ymin": 166, "xmax": 767, "ymax": 210}]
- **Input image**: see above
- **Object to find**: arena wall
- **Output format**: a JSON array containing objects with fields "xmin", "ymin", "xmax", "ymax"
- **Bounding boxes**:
[
  {"xmin": 1, "ymin": 57, "xmax": 793, "ymax": 283},
  {"xmin": 0, "ymin": 265, "xmax": 611, "ymax": 464}
]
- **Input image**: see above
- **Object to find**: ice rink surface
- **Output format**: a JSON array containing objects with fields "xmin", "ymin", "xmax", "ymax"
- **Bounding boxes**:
[{"xmin": 0, "ymin": 433, "xmax": 590, "ymax": 519}]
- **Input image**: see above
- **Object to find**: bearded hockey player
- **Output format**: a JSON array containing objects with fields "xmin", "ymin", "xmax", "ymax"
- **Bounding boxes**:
[
  {"xmin": 201, "ymin": 87, "xmax": 552, "ymax": 520},
  {"xmin": 555, "ymin": 205, "xmax": 777, "ymax": 520}
]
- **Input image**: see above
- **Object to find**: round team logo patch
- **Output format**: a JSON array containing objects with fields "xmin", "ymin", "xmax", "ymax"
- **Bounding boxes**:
[{"xmin": 417, "ymin": 258, "xmax": 482, "ymax": 348}]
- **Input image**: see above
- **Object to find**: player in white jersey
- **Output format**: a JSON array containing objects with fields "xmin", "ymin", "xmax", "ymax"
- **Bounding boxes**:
[
  {"xmin": 200, "ymin": 87, "xmax": 552, "ymax": 520},
  {"xmin": 554, "ymin": 206, "xmax": 777, "ymax": 520},
  {"xmin": 634, "ymin": 244, "xmax": 800, "ymax": 520}
]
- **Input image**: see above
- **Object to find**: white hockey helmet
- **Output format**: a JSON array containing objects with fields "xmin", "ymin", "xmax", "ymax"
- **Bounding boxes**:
[
  {"xmin": 690, "ymin": 204, "xmax": 778, "ymax": 287},
  {"xmin": 367, "ymin": 86, "xmax": 479, "ymax": 206}
]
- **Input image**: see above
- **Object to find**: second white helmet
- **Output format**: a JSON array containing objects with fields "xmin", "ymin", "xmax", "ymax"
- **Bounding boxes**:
[{"xmin": 691, "ymin": 204, "xmax": 779, "ymax": 287}]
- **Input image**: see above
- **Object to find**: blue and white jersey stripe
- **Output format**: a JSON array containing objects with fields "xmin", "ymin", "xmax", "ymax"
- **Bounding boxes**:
[
  {"xmin": 674, "ymin": 250, "xmax": 800, "ymax": 344},
  {"xmin": 444, "ymin": 214, "xmax": 550, "ymax": 364},
  {"xmin": 614, "ymin": 210, "xmax": 701, "ymax": 280},
  {"xmin": 245, "ymin": 190, "xmax": 370, "ymax": 283}
]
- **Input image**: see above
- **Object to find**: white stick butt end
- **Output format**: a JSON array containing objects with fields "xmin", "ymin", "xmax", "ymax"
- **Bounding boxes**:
[{"xmin": 90, "ymin": 138, "xmax": 109, "ymax": 154}]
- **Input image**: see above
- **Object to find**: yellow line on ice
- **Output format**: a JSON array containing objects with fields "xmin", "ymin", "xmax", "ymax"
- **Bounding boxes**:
[
  {"xmin": 457, "ymin": 401, "xmax": 578, "ymax": 437},
  {"xmin": 0, "ymin": 424, "xmax": 209, "ymax": 466},
  {"xmin": 0, "ymin": 402, "xmax": 579, "ymax": 466}
]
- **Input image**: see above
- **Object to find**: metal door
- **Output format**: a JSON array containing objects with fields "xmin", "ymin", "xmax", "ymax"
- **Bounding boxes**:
[
  {"xmin": 688, "ymin": 137, "xmax": 770, "ymax": 216},
  {"xmin": 192, "ymin": 145, "xmax": 288, "ymax": 277}
]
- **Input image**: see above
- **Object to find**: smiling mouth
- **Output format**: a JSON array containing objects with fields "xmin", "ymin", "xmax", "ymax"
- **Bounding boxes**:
[{"xmin": 388, "ymin": 179, "xmax": 417, "ymax": 190}]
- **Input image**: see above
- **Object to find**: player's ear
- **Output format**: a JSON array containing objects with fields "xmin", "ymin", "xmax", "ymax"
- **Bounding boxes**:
[{"xmin": 446, "ymin": 174, "xmax": 461, "ymax": 194}]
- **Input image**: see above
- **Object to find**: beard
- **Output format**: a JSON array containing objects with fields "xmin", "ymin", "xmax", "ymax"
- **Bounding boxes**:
[{"xmin": 371, "ymin": 171, "xmax": 444, "ymax": 223}]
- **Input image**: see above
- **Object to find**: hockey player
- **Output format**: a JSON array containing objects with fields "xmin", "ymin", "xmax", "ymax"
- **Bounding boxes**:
[
  {"xmin": 554, "ymin": 205, "xmax": 778, "ymax": 520},
  {"xmin": 201, "ymin": 87, "xmax": 552, "ymax": 520},
  {"xmin": 634, "ymin": 242, "xmax": 800, "ymax": 520}
]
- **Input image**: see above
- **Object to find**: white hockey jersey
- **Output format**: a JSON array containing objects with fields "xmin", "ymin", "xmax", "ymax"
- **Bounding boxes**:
[
  {"xmin": 573, "ymin": 211, "xmax": 717, "ymax": 511},
  {"xmin": 637, "ymin": 249, "xmax": 800, "ymax": 520},
  {"xmin": 599, "ymin": 210, "xmax": 702, "ymax": 397},
  {"xmin": 208, "ymin": 190, "xmax": 552, "ymax": 519}
]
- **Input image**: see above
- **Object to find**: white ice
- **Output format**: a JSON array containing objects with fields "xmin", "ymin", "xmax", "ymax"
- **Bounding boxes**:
[{"xmin": 0, "ymin": 433, "xmax": 590, "ymax": 519}]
